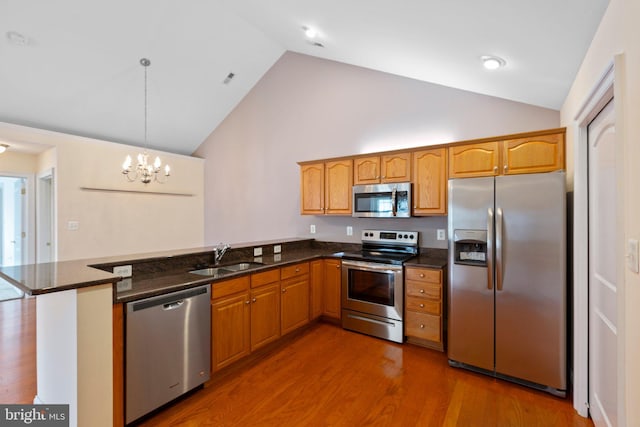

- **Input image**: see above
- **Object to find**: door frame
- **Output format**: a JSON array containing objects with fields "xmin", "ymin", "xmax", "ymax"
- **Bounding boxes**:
[
  {"xmin": 36, "ymin": 168, "xmax": 56, "ymax": 263},
  {"xmin": 572, "ymin": 55, "xmax": 626, "ymax": 422}
]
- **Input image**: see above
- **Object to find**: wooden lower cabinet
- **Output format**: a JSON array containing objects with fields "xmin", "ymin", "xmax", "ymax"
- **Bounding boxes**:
[
  {"xmin": 250, "ymin": 283, "xmax": 281, "ymax": 351},
  {"xmin": 322, "ymin": 259, "xmax": 342, "ymax": 319},
  {"xmin": 404, "ymin": 266, "xmax": 445, "ymax": 351},
  {"xmin": 309, "ymin": 260, "xmax": 324, "ymax": 320},
  {"xmin": 281, "ymin": 262, "xmax": 310, "ymax": 335},
  {"xmin": 211, "ymin": 291, "xmax": 251, "ymax": 372}
]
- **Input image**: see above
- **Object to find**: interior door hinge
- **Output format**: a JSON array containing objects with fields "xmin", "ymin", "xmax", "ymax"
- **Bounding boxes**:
[
  {"xmin": 21, "ymin": 232, "xmax": 26, "ymax": 238},
  {"xmin": 21, "ymin": 188, "xmax": 26, "ymax": 195}
]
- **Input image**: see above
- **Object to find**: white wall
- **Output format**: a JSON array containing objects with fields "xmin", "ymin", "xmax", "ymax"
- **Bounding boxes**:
[
  {"xmin": 560, "ymin": 0, "xmax": 640, "ymax": 423},
  {"xmin": 0, "ymin": 122, "xmax": 205, "ymax": 261},
  {"xmin": 195, "ymin": 52, "xmax": 560, "ymax": 247}
]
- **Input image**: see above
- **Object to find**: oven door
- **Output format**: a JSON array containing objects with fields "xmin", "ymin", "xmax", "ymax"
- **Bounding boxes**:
[{"xmin": 341, "ymin": 259, "xmax": 404, "ymax": 321}]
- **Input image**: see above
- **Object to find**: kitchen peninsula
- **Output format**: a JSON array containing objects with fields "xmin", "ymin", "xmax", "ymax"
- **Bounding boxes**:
[{"xmin": 0, "ymin": 238, "xmax": 446, "ymax": 427}]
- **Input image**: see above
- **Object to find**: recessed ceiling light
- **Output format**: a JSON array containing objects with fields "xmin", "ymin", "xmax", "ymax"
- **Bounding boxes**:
[
  {"xmin": 6, "ymin": 31, "xmax": 29, "ymax": 46},
  {"xmin": 302, "ymin": 26, "xmax": 317, "ymax": 39},
  {"xmin": 0, "ymin": 144, "xmax": 9, "ymax": 154},
  {"xmin": 481, "ymin": 55, "xmax": 506, "ymax": 70}
]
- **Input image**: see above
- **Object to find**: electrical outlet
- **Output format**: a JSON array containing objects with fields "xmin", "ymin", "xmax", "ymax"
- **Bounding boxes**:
[
  {"xmin": 67, "ymin": 221, "xmax": 79, "ymax": 231},
  {"xmin": 253, "ymin": 247, "xmax": 263, "ymax": 256},
  {"xmin": 273, "ymin": 245, "xmax": 281, "ymax": 254},
  {"xmin": 347, "ymin": 226, "xmax": 353, "ymax": 236},
  {"xmin": 113, "ymin": 265, "xmax": 132, "ymax": 277},
  {"xmin": 310, "ymin": 224, "xmax": 316, "ymax": 234},
  {"xmin": 627, "ymin": 239, "xmax": 639, "ymax": 273},
  {"xmin": 437, "ymin": 229, "xmax": 446, "ymax": 241}
]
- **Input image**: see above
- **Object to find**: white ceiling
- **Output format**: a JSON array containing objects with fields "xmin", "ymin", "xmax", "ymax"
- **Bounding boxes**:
[{"xmin": 0, "ymin": 0, "xmax": 609, "ymax": 155}]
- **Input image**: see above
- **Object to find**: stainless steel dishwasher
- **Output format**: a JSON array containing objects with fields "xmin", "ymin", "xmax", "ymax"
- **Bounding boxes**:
[{"xmin": 125, "ymin": 284, "xmax": 211, "ymax": 424}]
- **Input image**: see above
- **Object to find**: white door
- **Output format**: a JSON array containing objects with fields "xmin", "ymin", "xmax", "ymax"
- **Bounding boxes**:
[
  {"xmin": 588, "ymin": 99, "xmax": 617, "ymax": 427},
  {"xmin": 37, "ymin": 170, "xmax": 55, "ymax": 263},
  {"xmin": 0, "ymin": 176, "xmax": 27, "ymax": 266}
]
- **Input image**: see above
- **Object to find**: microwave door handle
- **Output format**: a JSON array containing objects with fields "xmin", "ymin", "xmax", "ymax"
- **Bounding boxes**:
[{"xmin": 391, "ymin": 187, "xmax": 397, "ymax": 216}]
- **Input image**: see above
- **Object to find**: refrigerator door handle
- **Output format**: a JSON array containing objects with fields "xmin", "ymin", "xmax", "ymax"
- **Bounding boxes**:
[
  {"xmin": 487, "ymin": 208, "xmax": 494, "ymax": 290},
  {"xmin": 496, "ymin": 207, "xmax": 504, "ymax": 291}
]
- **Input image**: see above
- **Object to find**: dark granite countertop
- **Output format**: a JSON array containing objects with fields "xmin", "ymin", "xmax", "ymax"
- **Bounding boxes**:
[{"xmin": 0, "ymin": 238, "xmax": 447, "ymax": 304}]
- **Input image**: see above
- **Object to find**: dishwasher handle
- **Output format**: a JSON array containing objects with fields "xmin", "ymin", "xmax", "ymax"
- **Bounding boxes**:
[
  {"xmin": 127, "ymin": 285, "xmax": 209, "ymax": 313},
  {"xmin": 163, "ymin": 300, "xmax": 185, "ymax": 310}
]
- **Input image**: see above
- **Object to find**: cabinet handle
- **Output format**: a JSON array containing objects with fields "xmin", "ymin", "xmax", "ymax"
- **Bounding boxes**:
[
  {"xmin": 419, "ymin": 273, "xmax": 425, "ymax": 278},
  {"xmin": 504, "ymin": 165, "xmax": 508, "ymax": 172},
  {"xmin": 245, "ymin": 300, "xmax": 250, "ymax": 305},
  {"xmin": 419, "ymin": 289, "xmax": 425, "ymax": 294},
  {"xmin": 252, "ymin": 298, "xmax": 257, "ymax": 303},
  {"xmin": 295, "ymin": 268, "xmax": 300, "ymax": 272},
  {"xmin": 282, "ymin": 288, "xmax": 287, "ymax": 293},
  {"xmin": 420, "ymin": 303, "xmax": 425, "ymax": 308},
  {"xmin": 493, "ymin": 166, "xmax": 498, "ymax": 173},
  {"xmin": 336, "ymin": 265, "xmax": 340, "ymax": 269},
  {"xmin": 420, "ymin": 324, "xmax": 425, "ymax": 329}
]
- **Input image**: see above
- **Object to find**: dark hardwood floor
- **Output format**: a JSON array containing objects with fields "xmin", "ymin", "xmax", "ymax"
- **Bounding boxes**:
[
  {"xmin": 0, "ymin": 297, "xmax": 36, "ymax": 404},
  {"xmin": 0, "ymin": 299, "xmax": 592, "ymax": 426}
]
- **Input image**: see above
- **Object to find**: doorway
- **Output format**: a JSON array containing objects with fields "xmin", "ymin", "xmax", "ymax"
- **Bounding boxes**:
[
  {"xmin": 0, "ymin": 175, "xmax": 27, "ymax": 300},
  {"xmin": 36, "ymin": 169, "xmax": 55, "ymax": 263}
]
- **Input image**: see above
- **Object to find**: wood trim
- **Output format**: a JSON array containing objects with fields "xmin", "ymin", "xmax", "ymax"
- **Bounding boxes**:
[{"xmin": 112, "ymin": 303, "xmax": 124, "ymax": 427}]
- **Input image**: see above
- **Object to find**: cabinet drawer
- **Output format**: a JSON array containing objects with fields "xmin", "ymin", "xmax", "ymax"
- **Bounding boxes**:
[
  {"xmin": 405, "ymin": 296, "xmax": 441, "ymax": 315},
  {"xmin": 280, "ymin": 262, "xmax": 309, "ymax": 280},
  {"xmin": 405, "ymin": 267, "xmax": 442, "ymax": 284},
  {"xmin": 251, "ymin": 268, "xmax": 280, "ymax": 288},
  {"xmin": 406, "ymin": 280, "xmax": 441, "ymax": 299},
  {"xmin": 212, "ymin": 276, "xmax": 250, "ymax": 300},
  {"xmin": 405, "ymin": 312, "xmax": 441, "ymax": 342}
]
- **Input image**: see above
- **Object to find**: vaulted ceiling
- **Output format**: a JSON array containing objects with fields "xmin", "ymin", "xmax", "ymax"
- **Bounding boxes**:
[{"xmin": 1, "ymin": 0, "xmax": 609, "ymax": 155}]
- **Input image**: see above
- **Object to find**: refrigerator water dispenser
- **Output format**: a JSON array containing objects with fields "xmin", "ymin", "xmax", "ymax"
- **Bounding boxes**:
[{"xmin": 453, "ymin": 229, "xmax": 487, "ymax": 266}]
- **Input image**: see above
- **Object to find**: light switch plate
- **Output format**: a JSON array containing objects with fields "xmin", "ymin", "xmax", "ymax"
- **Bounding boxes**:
[
  {"xmin": 273, "ymin": 245, "xmax": 281, "ymax": 254},
  {"xmin": 347, "ymin": 226, "xmax": 353, "ymax": 236},
  {"xmin": 253, "ymin": 247, "xmax": 263, "ymax": 256},
  {"xmin": 437, "ymin": 229, "xmax": 446, "ymax": 241},
  {"xmin": 627, "ymin": 239, "xmax": 639, "ymax": 273},
  {"xmin": 310, "ymin": 224, "xmax": 316, "ymax": 234},
  {"xmin": 68, "ymin": 220, "xmax": 79, "ymax": 231}
]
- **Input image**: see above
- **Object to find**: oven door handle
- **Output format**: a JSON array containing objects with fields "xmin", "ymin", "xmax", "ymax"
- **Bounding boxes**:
[
  {"xmin": 391, "ymin": 187, "xmax": 397, "ymax": 217},
  {"xmin": 341, "ymin": 260, "xmax": 402, "ymax": 272}
]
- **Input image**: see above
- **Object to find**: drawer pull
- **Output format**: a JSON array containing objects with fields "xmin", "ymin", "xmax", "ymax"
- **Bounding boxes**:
[
  {"xmin": 419, "ymin": 303, "xmax": 424, "ymax": 308},
  {"xmin": 420, "ymin": 289, "xmax": 425, "ymax": 294},
  {"xmin": 295, "ymin": 268, "xmax": 300, "ymax": 272},
  {"xmin": 419, "ymin": 273, "xmax": 425, "ymax": 278},
  {"xmin": 420, "ymin": 324, "xmax": 425, "ymax": 329}
]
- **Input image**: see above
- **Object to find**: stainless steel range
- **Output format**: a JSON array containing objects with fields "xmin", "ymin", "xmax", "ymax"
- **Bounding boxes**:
[{"xmin": 341, "ymin": 229, "xmax": 418, "ymax": 343}]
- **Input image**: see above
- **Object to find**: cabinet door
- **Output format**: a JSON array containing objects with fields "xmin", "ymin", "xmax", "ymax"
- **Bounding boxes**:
[
  {"xmin": 211, "ymin": 292, "xmax": 250, "ymax": 372},
  {"xmin": 353, "ymin": 156, "xmax": 381, "ymax": 185},
  {"xmin": 300, "ymin": 163, "xmax": 325, "ymax": 214},
  {"xmin": 412, "ymin": 148, "xmax": 447, "ymax": 215},
  {"xmin": 281, "ymin": 276, "xmax": 310, "ymax": 335},
  {"xmin": 322, "ymin": 259, "xmax": 342, "ymax": 319},
  {"xmin": 325, "ymin": 160, "xmax": 353, "ymax": 215},
  {"xmin": 309, "ymin": 260, "xmax": 324, "ymax": 320},
  {"xmin": 502, "ymin": 132, "xmax": 564, "ymax": 175},
  {"xmin": 250, "ymin": 283, "xmax": 281, "ymax": 351},
  {"xmin": 381, "ymin": 153, "xmax": 411, "ymax": 183},
  {"xmin": 449, "ymin": 141, "xmax": 500, "ymax": 178}
]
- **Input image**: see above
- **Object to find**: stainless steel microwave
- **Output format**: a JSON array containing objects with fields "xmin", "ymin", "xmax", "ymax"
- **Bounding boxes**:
[{"xmin": 352, "ymin": 183, "xmax": 411, "ymax": 218}]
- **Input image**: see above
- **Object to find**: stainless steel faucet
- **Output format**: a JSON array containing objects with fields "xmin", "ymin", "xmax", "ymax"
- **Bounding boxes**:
[{"xmin": 213, "ymin": 243, "xmax": 231, "ymax": 265}]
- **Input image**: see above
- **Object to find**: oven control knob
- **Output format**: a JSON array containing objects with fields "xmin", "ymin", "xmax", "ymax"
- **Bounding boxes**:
[{"xmin": 410, "ymin": 234, "xmax": 415, "ymax": 239}]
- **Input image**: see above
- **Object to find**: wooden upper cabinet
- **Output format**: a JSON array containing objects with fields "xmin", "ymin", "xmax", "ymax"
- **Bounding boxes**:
[
  {"xmin": 448, "ymin": 141, "xmax": 500, "ymax": 178},
  {"xmin": 354, "ymin": 153, "xmax": 411, "ymax": 185},
  {"xmin": 300, "ymin": 163, "xmax": 324, "ymax": 214},
  {"xmin": 324, "ymin": 160, "xmax": 353, "ymax": 215},
  {"xmin": 502, "ymin": 133, "xmax": 564, "ymax": 175},
  {"xmin": 412, "ymin": 148, "xmax": 447, "ymax": 215}
]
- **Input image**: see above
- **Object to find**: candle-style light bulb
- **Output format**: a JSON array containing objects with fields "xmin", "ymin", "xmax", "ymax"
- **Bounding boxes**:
[
  {"xmin": 165, "ymin": 164, "xmax": 171, "ymax": 176},
  {"xmin": 122, "ymin": 155, "xmax": 132, "ymax": 170},
  {"xmin": 154, "ymin": 156, "xmax": 161, "ymax": 169}
]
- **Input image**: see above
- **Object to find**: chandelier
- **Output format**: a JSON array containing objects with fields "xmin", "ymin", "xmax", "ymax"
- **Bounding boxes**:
[{"xmin": 122, "ymin": 58, "xmax": 170, "ymax": 184}]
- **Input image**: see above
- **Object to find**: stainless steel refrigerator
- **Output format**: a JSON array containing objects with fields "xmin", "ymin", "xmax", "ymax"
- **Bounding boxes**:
[{"xmin": 447, "ymin": 171, "xmax": 566, "ymax": 397}]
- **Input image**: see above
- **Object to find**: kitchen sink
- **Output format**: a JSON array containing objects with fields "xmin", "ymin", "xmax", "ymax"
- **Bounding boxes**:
[{"xmin": 189, "ymin": 262, "xmax": 264, "ymax": 277}]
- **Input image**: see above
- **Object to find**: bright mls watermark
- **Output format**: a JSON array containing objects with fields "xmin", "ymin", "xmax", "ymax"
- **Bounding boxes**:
[{"xmin": 0, "ymin": 405, "xmax": 69, "ymax": 426}]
